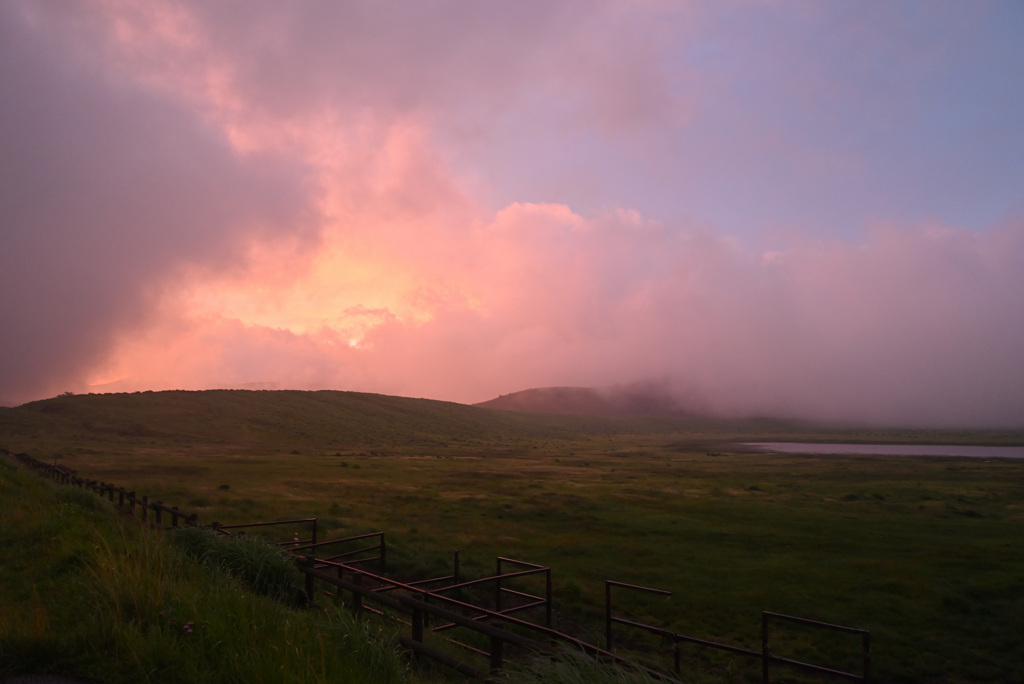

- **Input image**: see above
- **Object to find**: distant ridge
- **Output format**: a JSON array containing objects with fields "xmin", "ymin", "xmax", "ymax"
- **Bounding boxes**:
[
  {"xmin": 474, "ymin": 384, "xmax": 693, "ymax": 418},
  {"xmin": 2, "ymin": 389, "xmax": 1015, "ymax": 453},
  {"xmin": 0, "ymin": 388, "xmax": 697, "ymax": 452}
]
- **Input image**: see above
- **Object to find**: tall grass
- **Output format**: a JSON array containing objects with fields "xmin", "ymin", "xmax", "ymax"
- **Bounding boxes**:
[
  {"xmin": 171, "ymin": 527, "xmax": 302, "ymax": 602},
  {"xmin": 0, "ymin": 461, "xmax": 411, "ymax": 684}
]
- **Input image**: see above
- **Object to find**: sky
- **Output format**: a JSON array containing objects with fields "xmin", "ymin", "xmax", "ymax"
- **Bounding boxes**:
[{"xmin": 2, "ymin": 1, "xmax": 1023, "ymax": 427}]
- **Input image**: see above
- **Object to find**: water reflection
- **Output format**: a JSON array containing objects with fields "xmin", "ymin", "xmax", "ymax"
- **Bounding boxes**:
[{"xmin": 744, "ymin": 443, "xmax": 1024, "ymax": 459}]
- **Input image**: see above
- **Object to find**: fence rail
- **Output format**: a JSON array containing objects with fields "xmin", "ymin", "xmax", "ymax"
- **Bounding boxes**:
[
  {"xmin": 8, "ymin": 450, "xmax": 199, "ymax": 529},
  {"xmin": 606, "ymin": 580, "xmax": 871, "ymax": 683},
  {"xmin": 295, "ymin": 556, "xmax": 654, "ymax": 680},
  {"xmin": 5, "ymin": 447, "xmax": 872, "ymax": 683}
]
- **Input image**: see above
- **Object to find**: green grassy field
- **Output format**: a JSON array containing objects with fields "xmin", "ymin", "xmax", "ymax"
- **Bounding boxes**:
[
  {"xmin": 0, "ymin": 457, "xmax": 416, "ymax": 684},
  {"xmin": 3, "ymin": 390, "xmax": 1024, "ymax": 682}
]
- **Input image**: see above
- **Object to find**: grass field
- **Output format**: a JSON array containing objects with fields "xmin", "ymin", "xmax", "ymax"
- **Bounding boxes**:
[
  {"xmin": 0, "ymin": 457, "xmax": 417, "ymax": 684},
  {"xmin": 3, "ymin": 390, "xmax": 1024, "ymax": 682}
]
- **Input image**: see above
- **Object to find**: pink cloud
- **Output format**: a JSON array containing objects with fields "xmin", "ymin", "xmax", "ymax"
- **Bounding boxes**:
[
  {"xmin": 88, "ymin": 199, "xmax": 1024, "ymax": 427},
  {"xmin": 3, "ymin": 1, "xmax": 1023, "ymax": 430}
]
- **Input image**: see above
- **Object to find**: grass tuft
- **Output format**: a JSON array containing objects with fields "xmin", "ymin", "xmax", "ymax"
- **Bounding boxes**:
[{"xmin": 172, "ymin": 527, "xmax": 302, "ymax": 602}]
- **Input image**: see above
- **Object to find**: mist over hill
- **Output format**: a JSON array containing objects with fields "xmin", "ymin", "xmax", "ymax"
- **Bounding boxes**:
[
  {"xmin": 3, "ymin": 390, "xmax": 1019, "ymax": 457},
  {"xmin": 474, "ymin": 382, "xmax": 699, "ymax": 418}
]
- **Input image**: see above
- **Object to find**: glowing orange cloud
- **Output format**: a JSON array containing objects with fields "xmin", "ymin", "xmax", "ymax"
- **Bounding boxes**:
[{"xmin": 5, "ymin": 1, "xmax": 1023, "ymax": 428}]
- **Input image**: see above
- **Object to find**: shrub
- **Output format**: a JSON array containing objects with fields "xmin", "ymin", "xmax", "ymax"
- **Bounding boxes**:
[
  {"xmin": 210, "ymin": 535, "xmax": 300, "ymax": 601},
  {"xmin": 172, "ymin": 527, "xmax": 300, "ymax": 601},
  {"xmin": 171, "ymin": 526, "xmax": 219, "ymax": 562}
]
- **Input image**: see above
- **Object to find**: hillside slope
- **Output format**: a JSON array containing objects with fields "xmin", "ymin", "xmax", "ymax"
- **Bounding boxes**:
[
  {"xmin": 0, "ymin": 389, "xmax": 710, "ymax": 454},
  {"xmin": 474, "ymin": 385, "xmax": 690, "ymax": 417},
  {"xmin": 3, "ymin": 390, "xmax": 1017, "ymax": 458},
  {"xmin": 0, "ymin": 455, "xmax": 417, "ymax": 683}
]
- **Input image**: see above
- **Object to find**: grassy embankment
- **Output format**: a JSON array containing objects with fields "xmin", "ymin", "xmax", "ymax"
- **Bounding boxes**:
[
  {"xmin": 2, "ymin": 390, "xmax": 1024, "ymax": 682},
  {"xmin": 0, "ymin": 455, "xmax": 412, "ymax": 683},
  {"xmin": 0, "ymin": 450, "xmax": 665, "ymax": 684}
]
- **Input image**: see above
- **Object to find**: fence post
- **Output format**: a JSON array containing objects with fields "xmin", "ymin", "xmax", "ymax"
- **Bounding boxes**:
[
  {"xmin": 351, "ymin": 572, "xmax": 363, "ymax": 616},
  {"xmin": 312, "ymin": 519, "xmax": 318, "ymax": 547},
  {"xmin": 546, "ymin": 567, "xmax": 553, "ymax": 628},
  {"xmin": 411, "ymin": 606, "xmax": 424, "ymax": 661},
  {"xmin": 762, "ymin": 612, "xmax": 770, "ymax": 684},
  {"xmin": 606, "ymin": 581, "xmax": 613, "ymax": 651},
  {"xmin": 454, "ymin": 550, "xmax": 460, "ymax": 584},
  {"xmin": 141, "ymin": 496, "xmax": 148, "ymax": 523},
  {"xmin": 863, "ymin": 631, "xmax": 872, "ymax": 684},
  {"xmin": 490, "ymin": 622, "xmax": 504, "ymax": 675},
  {"xmin": 305, "ymin": 555, "xmax": 316, "ymax": 604},
  {"xmin": 118, "ymin": 488, "xmax": 125, "ymax": 507},
  {"xmin": 154, "ymin": 501, "xmax": 163, "ymax": 527},
  {"xmin": 496, "ymin": 558, "xmax": 503, "ymax": 613}
]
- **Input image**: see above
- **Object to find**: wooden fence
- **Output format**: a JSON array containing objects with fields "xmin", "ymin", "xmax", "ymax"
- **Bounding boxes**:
[{"xmin": 7, "ymin": 449, "xmax": 198, "ymax": 529}]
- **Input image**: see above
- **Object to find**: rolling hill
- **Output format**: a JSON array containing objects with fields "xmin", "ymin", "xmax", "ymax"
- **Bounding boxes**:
[
  {"xmin": 2, "ymin": 390, "xmax": 1018, "ymax": 458},
  {"xmin": 474, "ymin": 383, "xmax": 695, "ymax": 417},
  {"xmin": 0, "ymin": 389, "xmax": 724, "ymax": 456}
]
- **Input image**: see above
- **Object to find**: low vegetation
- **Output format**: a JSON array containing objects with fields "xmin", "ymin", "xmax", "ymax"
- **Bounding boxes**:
[
  {"xmin": 0, "ymin": 458, "xmax": 414, "ymax": 683},
  {"xmin": 3, "ymin": 390, "xmax": 1024, "ymax": 682}
]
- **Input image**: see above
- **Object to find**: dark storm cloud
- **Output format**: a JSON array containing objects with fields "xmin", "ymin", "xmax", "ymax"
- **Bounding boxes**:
[{"xmin": 0, "ymin": 5, "xmax": 311, "ymax": 404}]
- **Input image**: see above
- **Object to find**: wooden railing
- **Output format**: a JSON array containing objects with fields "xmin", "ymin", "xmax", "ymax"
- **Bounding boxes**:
[{"xmin": 6, "ymin": 449, "xmax": 197, "ymax": 529}]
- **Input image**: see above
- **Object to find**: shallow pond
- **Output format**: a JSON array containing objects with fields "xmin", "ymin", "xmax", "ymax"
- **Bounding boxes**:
[{"xmin": 743, "ymin": 442, "xmax": 1024, "ymax": 459}]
